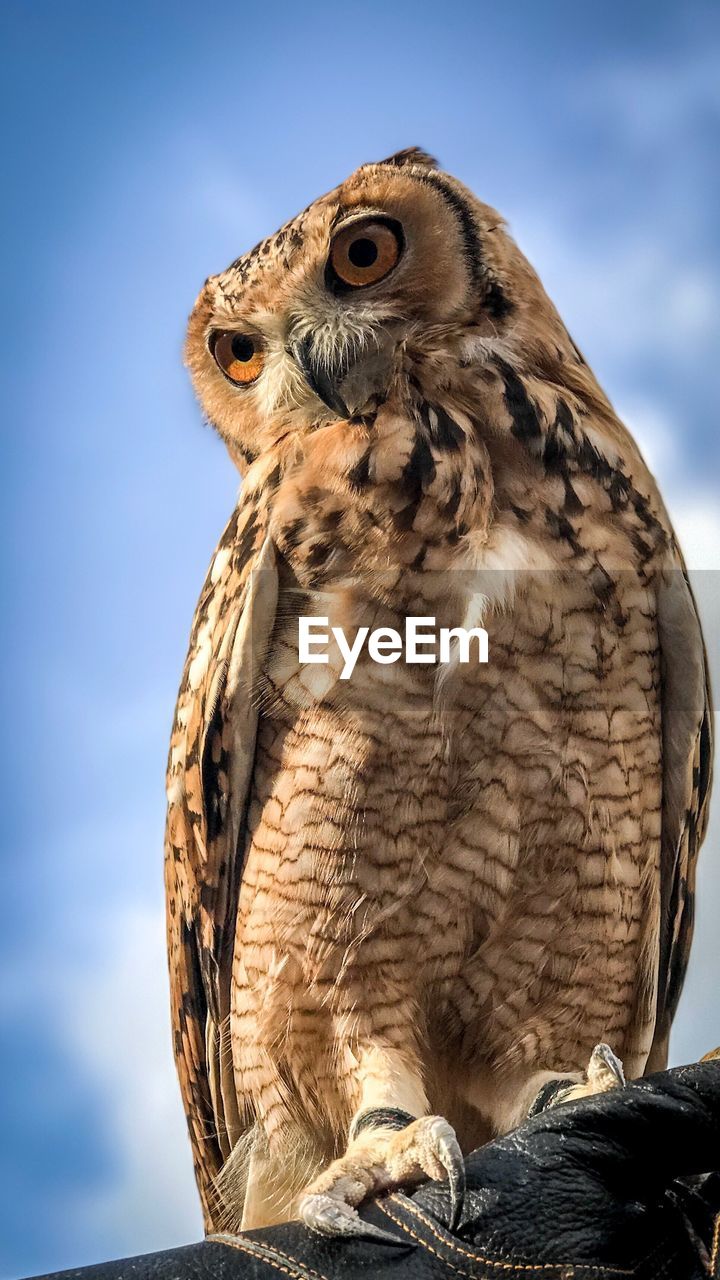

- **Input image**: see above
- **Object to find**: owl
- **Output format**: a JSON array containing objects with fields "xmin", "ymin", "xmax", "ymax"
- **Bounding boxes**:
[{"xmin": 165, "ymin": 147, "xmax": 712, "ymax": 1244}]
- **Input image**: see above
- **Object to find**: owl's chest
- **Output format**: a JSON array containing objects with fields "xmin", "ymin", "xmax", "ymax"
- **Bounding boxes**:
[
  {"xmin": 239, "ymin": 562, "xmax": 661, "ymax": 974},
  {"xmin": 237, "ymin": 411, "xmax": 665, "ymax": 997}
]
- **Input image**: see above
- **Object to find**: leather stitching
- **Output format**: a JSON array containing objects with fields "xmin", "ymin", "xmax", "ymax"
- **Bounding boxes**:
[
  {"xmin": 377, "ymin": 1197, "xmax": 635, "ymax": 1277},
  {"xmin": 205, "ymin": 1198, "xmax": 712, "ymax": 1279},
  {"xmin": 207, "ymin": 1232, "xmax": 334, "ymax": 1280}
]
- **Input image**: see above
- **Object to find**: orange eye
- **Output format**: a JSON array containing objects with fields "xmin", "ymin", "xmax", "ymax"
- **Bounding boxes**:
[
  {"xmin": 329, "ymin": 218, "xmax": 403, "ymax": 289},
  {"xmin": 211, "ymin": 330, "xmax": 265, "ymax": 385}
]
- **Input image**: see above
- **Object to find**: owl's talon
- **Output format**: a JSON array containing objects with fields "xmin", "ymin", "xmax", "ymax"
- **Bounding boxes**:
[
  {"xmin": 430, "ymin": 1118, "xmax": 466, "ymax": 1229},
  {"xmin": 299, "ymin": 1113, "xmax": 463, "ymax": 1242},
  {"xmin": 299, "ymin": 1193, "xmax": 409, "ymax": 1247},
  {"xmin": 587, "ymin": 1042, "xmax": 626, "ymax": 1091},
  {"xmin": 531, "ymin": 1042, "xmax": 627, "ymax": 1116}
]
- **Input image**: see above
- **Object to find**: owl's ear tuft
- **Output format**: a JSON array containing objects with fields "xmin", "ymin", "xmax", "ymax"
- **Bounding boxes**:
[{"xmin": 377, "ymin": 147, "xmax": 439, "ymax": 171}]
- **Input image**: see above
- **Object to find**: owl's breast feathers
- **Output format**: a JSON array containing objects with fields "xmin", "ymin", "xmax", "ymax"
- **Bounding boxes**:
[{"xmin": 164, "ymin": 356, "xmax": 711, "ymax": 1225}]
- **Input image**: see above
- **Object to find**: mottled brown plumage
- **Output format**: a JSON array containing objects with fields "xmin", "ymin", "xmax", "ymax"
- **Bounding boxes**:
[{"xmin": 165, "ymin": 148, "xmax": 712, "ymax": 1235}]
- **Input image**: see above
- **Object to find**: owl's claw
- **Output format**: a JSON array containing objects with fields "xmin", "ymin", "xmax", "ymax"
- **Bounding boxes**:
[
  {"xmin": 434, "ymin": 1119, "xmax": 466, "ymax": 1230},
  {"xmin": 530, "ymin": 1043, "xmax": 627, "ymax": 1116},
  {"xmin": 299, "ymin": 1113, "xmax": 464, "ymax": 1242},
  {"xmin": 299, "ymin": 1193, "xmax": 408, "ymax": 1247},
  {"xmin": 586, "ymin": 1042, "xmax": 626, "ymax": 1091}
]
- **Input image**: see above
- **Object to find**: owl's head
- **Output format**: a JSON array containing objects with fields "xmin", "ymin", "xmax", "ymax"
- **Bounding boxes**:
[{"xmin": 186, "ymin": 148, "xmax": 570, "ymax": 467}]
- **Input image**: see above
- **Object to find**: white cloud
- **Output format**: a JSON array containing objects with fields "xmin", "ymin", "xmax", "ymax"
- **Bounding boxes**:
[
  {"xmin": 511, "ymin": 214, "xmax": 719, "ymax": 372},
  {"xmin": 618, "ymin": 399, "xmax": 679, "ymax": 479},
  {"xmin": 669, "ymin": 500, "xmax": 720, "ymax": 573},
  {"xmin": 56, "ymin": 905, "xmax": 203, "ymax": 1258},
  {"xmin": 617, "ymin": 400, "xmax": 720, "ymax": 572}
]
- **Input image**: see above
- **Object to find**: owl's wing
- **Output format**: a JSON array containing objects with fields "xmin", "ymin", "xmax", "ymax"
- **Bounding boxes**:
[
  {"xmin": 648, "ymin": 557, "xmax": 713, "ymax": 1070},
  {"xmin": 165, "ymin": 498, "xmax": 278, "ymax": 1229}
]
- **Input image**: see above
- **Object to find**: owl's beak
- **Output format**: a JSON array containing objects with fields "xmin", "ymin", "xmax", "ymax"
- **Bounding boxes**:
[
  {"xmin": 290, "ymin": 332, "xmax": 394, "ymax": 420},
  {"xmin": 290, "ymin": 335, "xmax": 350, "ymax": 419}
]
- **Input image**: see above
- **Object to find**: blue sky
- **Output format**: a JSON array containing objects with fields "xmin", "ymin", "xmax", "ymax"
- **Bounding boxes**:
[{"xmin": 1, "ymin": 2, "xmax": 719, "ymax": 1276}]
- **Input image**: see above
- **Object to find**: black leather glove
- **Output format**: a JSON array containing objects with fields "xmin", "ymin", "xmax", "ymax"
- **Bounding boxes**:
[{"xmin": 28, "ymin": 1061, "xmax": 720, "ymax": 1280}]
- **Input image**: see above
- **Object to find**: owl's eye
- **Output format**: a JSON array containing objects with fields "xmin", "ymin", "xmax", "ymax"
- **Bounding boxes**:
[
  {"xmin": 210, "ymin": 330, "xmax": 265, "ymax": 385},
  {"xmin": 328, "ymin": 218, "xmax": 403, "ymax": 290}
]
